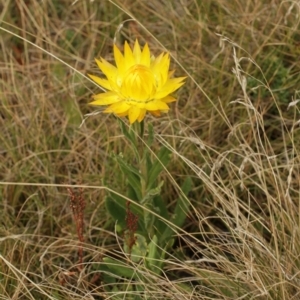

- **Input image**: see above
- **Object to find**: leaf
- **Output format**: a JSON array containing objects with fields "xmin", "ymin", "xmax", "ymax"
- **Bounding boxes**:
[
  {"xmin": 152, "ymin": 195, "xmax": 169, "ymax": 238},
  {"xmin": 127, "ymin": 184, "xmax": 140, "ymax": 202},
  {"xmin": 139, "ymin": 119, "xmax": 145, "ymax": 139},
  {"xmin": 153, "ymin": 195, "xmax": 168, "ymax": 219},
  {"xmin": 102, "ymin": 257, "xmax": 138, "ymax": 279},
  {"xmin": 147, "ymin": 123, "xmax": 155, "ymax": 147},
  {"xmin": 113, "ymin": 153, "xmax": 141, "ymax": 177},
  {"xmin": 160, "ymin": 177, "xmax": 193, "ymax": 244},
  {"xmin": 141, "ymin": 181, "xmax": 164, "ymax": 204},
  {"xmin": 146, "ymin": 235, "xmax": 164, "ymax": 274},
  {"xmin": 105, "ymin": 195, "xmax": 126, "ymax": 229},
  {"xmin": 97, "ymin": 263, "xmax": 117, "ymax": 285},
  {"xmin": 147, "ymin": 147, "xmax": 171, "ymax": 189},
  {"xmin": 113, "ymin": 153, "xmax": 142, "ymax": 200},
  {"xmin": 145, "ymin": 154, "xmax": 153, "ymax": 175},
  {"xmin": 173, "ymin": 176, "xmax": 192, "ymax": 228},
  {"xmin": 118, "ymin": 119, "xmax": 139, "ymax": 159},
  {"xmin": 105, "ymin": 193, "xmax": 145, "ymax": 232},
  {"xmin": 124, "ymin": 233, "xmax": 148, "ymax": 263},
  {"xmin": 141, "ymin": 181, "xmax": 164, "ymax": 230}
]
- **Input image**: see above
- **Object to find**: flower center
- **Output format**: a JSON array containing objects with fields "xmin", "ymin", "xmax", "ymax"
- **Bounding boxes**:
[{"xmin": 121, "ymin": 65, "xmax": 157, "ymax": 103}]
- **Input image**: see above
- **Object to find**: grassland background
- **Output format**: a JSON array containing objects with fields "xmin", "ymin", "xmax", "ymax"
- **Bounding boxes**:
[{"xmin": 1, "ymin": 0, "xmax": 300, "ymax": 299}]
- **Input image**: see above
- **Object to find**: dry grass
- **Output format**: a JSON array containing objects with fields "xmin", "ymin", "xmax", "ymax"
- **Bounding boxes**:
[{"xmin": 1, "ymin": 0, "xmax": 300, "ymax": 299}]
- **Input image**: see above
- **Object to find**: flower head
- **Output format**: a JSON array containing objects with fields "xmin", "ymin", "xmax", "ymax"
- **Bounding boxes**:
[{"xmin": 88, "ymin": 40, "xmax": 186, "ymax": 124}]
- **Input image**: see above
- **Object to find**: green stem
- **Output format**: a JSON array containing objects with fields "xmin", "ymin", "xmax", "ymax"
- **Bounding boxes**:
[{"xmin": 133, "ymin": 121, "xmax": 155, "ymax": 236}]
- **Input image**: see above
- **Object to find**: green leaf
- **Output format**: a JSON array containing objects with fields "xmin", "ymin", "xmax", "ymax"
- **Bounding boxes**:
[
  {"xmin": 105, "ymin": 193, "xmax": 145, "ymax": 232},
  {"xmin": 118, "ymin": 119, "xmax": 139, "ymax": 159},
  {"xmin": 102, "ymin": 257, "xmax": 138, "ymax": 279},
  {"xmin": 139, "ymin": 119, "xmax": 145, "ymax": 139},
  {"xmin": 153, "ymin": 194, "xmax": 168, "ymax": 219},
  {"xmin": 105, "ymin": 195, "xmax": 126, "ymax": 229},
  {"xmin": 173, "ymin": 176, "xmax": 192, "ymax": 228},
  {"xmin": 141, "ymin": 181, "xmax": 164, "ymax": 231},
  {"xmin": 146, "ymin": 235, "xmax": 164, "ymax": 274},
  {"xmin": 145, "ymin": 154, "xmax": 153, "ymax": 175},
  {"xmin": 113, "ymin": 153, "xmax": 141, "ymax": 177},
  {"xmin": 127, "ymin": 184, "xmax": 140, "ymax": 202},
  {"xmin": 147, "ymin": 147, "xmax": 171, "ymax": 189},
  {"xmin": 113, "ymin": 153, "xmax": 142, "ymax": 200},
  {"xmin": 141, "ymin": 181, "xmax": 164, "ymax": 204},
  {"xmin": 97, "ymin": 263, "xmax": 117, "ymax": 285},
  {"xmin": 152, "ymin": 195, "xmax": 169, "ymax": 238},
  {"xmin": 124, "ymin": 233, "xmax": 148, "ymax": 263},
  {"xmin": 147, "ymin": 123, "xmax": 155, "ymax": 147},
  {"xmin": 160, "ymin": 177, "xmax": 192, "ymax": 244}
]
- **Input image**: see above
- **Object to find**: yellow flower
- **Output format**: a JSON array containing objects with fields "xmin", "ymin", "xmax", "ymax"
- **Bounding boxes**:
[{"xmin": 88, "ymin": 40, "xmax": 186, "ymax": 124}]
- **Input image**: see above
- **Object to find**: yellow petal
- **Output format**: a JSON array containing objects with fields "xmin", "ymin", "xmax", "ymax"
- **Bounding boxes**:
[
  {"xmin": 95, "ymin": 58, "xmax": 118, "ymax": 80},
  {"xmin": 124, "ymin": 41, "xmax": 135, "ymax": 70},
  {"xmin": 151, "ymin": 53, "xmax": 170, "ymax": 87},
  {"xmin": 154, "ymin": 77, "xmax": 186, "ymax": 99},
  {"xmin": 90, "ymin": 91, "xmax": 120, "ymax": 105},
  {"xmin": 88, "ymin": 74, "xmax": 111, "ymax": 90},
  {"xmin": 104, "ymin": 102, "xmax": 130, "ymax": 114},
  {"xmin": 151, "ymin": 52, "xmax": 164, "ymax": 69},
  {"xmin": 161, "ymin": 95, "xmax": 176, "ymax": 103},
  {"xmin": 114, "ymin": 44, "xmax": 126, "ymax": 74},
  {"xmin": 141, "ymin": 43, "xmax": 150, "ymax": 67},
  {"xmin": 115, "ymin": 111, "xmax": 129, "ymax": 117},
  {"xmin": 137, "ymin": 109, "xmax": 146, "ymax": 122},
  {"xmin": 145, "ymin": 101, "xmax": 169, "ymax": 111},
  {"xmin": 150, "ymin": 110, "xmax": 161, "ymax": 117},
  {"xmin": 128, "ymin": 106, "xmax": 141, "ymax": 124},
  {"xmin": 157, "ymin": 53, "xmax": 170, "ymax": 73},
  {"xmin": 133, "ymin": 40, "xmax": 142, "ymax": 63}
]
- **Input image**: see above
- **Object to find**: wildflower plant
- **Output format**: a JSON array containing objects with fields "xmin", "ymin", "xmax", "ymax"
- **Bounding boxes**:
[
  {"xmin": 88, "ymin": 40, "xmax": 186, "ymax": 124},
  {"xmin": 89, "ymin": 40, "xmax": 191, "ymax": 294}
]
